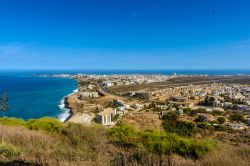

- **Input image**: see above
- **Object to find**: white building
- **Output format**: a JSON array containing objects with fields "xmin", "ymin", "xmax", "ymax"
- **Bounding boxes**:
[
  {"xmin": 96, "ymin": 108, "xmax": 117, "ymax": 125},
  {"xmin": 79, "ymin": 92, "xmax": 99, "ymax": 99}
]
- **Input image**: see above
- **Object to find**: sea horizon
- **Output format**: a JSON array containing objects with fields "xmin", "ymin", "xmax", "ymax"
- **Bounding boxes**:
[{"xmin": 1, "ymin": 69, "xmax": 250, "ymax": 75}]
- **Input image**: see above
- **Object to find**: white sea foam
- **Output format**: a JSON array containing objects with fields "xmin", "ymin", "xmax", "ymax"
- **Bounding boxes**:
[{"xmin": 58, "ymin": 88, "xmax": 79, "ymax": 122}]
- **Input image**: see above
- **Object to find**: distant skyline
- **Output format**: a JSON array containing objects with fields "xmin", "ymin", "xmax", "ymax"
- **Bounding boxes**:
[{"xmin": 0, "ymin": 0, "xmax": 250, "ymax": 70}]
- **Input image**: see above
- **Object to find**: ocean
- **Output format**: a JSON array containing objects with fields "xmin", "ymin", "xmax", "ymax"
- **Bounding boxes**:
[
  {"xmin": 0, "ymin": 71, "xmax": 77, "ymax": 121},
  {"xmin": 0, "ymin": 69, "xmax": 250, "ymax": 121}
]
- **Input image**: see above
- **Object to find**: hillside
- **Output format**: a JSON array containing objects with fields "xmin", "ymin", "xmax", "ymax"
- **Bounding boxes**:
[{"xmin": 0, "ymin": 117, "xmax": 249, "ymax": 166}]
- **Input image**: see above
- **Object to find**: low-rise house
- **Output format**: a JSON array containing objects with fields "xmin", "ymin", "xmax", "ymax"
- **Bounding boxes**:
[
  {"xmin": 102, "ymin": 81, "xmax": 113, "ymax": 87},
  {"xmin": 213, "ymin": 107, "xmax": 225, "ymax": 112},
  {"xmin": 231, "ymin": 93, "xmax": 246, "ymax": 101},
  {"xmin": 227, "ymin": 122, "xmax": 248, "ymax": 130},
  {"xmin": 78, "ymin": 92, "xmax": 99, "ymax": 99},
  {"xmin": 222, "ymin": 102, "xmax": 233, "ymax": 108},
  {"xmin": 170, "ymin": 96, "xmax": 187, "ymax": 102},
  {"xmin": 131, "ymin": 103, "xmax": 144, "ymax": 110},
  {"xmin": 237, "ymin": 104, "xmax": 248, "ymax": 110},
  {"xmin": 134, "ymin": 91, "xmax": 152, "ymax": 99}
]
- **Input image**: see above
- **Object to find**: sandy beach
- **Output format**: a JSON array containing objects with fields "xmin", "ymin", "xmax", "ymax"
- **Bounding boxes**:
[{"xmin": 63, "ymin": 92, "xmax": 80, "ymax": 123}]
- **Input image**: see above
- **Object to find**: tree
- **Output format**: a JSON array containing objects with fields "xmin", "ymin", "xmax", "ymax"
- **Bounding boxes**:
[
  {"xmin": 229, "ymin": 113, "xmax": 244, "ymax": 122},
  {"xmin": 217, "ymin": 117, "xmax": 226, "ymax": 124},
  {"xmin": 195, "ymin": 115, "xmax": 207, "ymax": 122},
  {"xmin": 141, "ymin": 131, "xmax": 176, "ymax": 166},
  {"xmin": 204, "ymin": 96, "xmax": 215, "ymax": 106},
  {"xmin": 162, "ymin": 112, "xmax": 179, "ymax": 121},
  {"xmin": 163, "ymin": 120, "xmax": 196, "ymax": 137},
  {"xmin": 0, "ymin": 91, "xmax": 9, "ymax": 144}
]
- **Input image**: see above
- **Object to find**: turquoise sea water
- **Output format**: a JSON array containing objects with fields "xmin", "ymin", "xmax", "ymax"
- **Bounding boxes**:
[
  {"xmin": 0, "ymin": 72, "xmax": 76, "ymax": 120},
  {"xmin": 0, "ymin": 69, "xmax": 250, "ymax": 120}
]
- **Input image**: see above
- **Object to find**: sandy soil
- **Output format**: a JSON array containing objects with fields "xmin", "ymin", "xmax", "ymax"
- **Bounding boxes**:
[{"xmin": 122, "ymin": 111, "xmax": 163, "ymax": 131}]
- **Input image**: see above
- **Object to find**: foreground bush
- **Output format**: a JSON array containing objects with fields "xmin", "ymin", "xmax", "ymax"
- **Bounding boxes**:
[
  {"xmin": 0, "ymin": 117, "xmax": 64, "ymax": 134},
  {"xmin": 0, "ymin": 144, "xmax": 21, "ymax": 158},
  {"xmin": 0, "ymin": 118, "xmax": 248, "ymax": 166},
  {"xmin": 0, "ymin": 118, "xmax": 26, "ymax": 126},
  {"xmin": 162, "ymin": 119, "xmax": 196, "ymax": 137},
  {"xmin": 2, "ymin": 123, "xmax": 110, "ymax": 165},
  {"xmin": 26, "ymin": 117, "xmax": 63, "ymax": 133},
  {"xmin": 109, "ymin": 123, "xmax": 216, "ymax": 160}
]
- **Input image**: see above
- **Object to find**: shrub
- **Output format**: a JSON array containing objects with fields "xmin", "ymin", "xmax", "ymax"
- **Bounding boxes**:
[
  {"xmin": 163, "ymin": 120, "xmax": 196, "ymax": 137},
  {"xmin": 109, "ymin": 123, "xmax": 139, "ymax": 146},
  {"xmin": 26, "ymin": 117, "xmax": 63, "ymax": 134},
  {"xmin": 0, "ymin": 117, "xmax": 26, "ymax": 126},
  {"xmin": 217, "ymin": 117, "xmax": 226, "ymax": 124},
  {"xmin": 183, "ymin": 108, "xmax": 192, "ymax": 114},
  {"xmin": 0, "ymin": 117, "xmax": 64, "ymax": 134},
  {"xmin": 109, "ymin": 124, "xmax": 215, "ymax": 159},
  {"xmin": 188, "ymin": 139, "xmax": 216, "ymax": 159},
  {"xmin": 214, "ymin": 125, "xmax": 227, "ymax": 131},
  {"xmin": 195, "ymin": 115, "xmax": 207, "ymax": 122},
  {"xmin": 229, "ymin": 113, "xmax": 244, "ymax": 122},
  {"xmin": 197, "ymin": 122, "xmax": 210, "ymax": 130},
  {"xmin": 162, "ymin": 111, "xmax": 179, "ymax": 121},
  {"xmin": 184, "ymin": 108, "xmax": 207, "ymax": 117},
  {"xmin": 0, "ymin": 144, "xmax": 21, "ymax": 158},
  {"xmin": 211, "ymin": 110, "xmax": 225, "ymax": 116},
  {"xmin": 210, "ymin": 120, "xmax": 219, "ymax": 124}
]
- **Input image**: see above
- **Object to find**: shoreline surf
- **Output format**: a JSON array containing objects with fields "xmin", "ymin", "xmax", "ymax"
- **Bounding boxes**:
[{"xmin": 58, "ymin": 88, "xmax": 79, "ymax": 122}]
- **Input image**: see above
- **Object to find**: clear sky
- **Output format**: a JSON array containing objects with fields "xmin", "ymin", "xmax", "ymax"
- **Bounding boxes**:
[{"xmin": 0, "ymin": 0, "xmax": 250, "ymax": 70}]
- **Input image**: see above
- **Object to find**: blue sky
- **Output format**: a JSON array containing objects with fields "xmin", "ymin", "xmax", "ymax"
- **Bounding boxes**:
[{"xmin": 0, "ymin": 0, "xmax": 250, "ymax": 70}]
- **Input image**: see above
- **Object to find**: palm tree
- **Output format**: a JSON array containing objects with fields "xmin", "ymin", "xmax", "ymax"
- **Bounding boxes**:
[{"xmin": 0, "ymin": 91, "xmax": 9, "ymax": 144}]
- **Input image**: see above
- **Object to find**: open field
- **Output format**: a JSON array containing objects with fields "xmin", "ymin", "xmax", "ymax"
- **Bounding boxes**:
[{"xmin": 108, "ymin": 76, "xmax": 250, "ymax": 93}]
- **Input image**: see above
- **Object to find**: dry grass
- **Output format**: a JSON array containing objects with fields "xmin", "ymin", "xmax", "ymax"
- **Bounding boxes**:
[
  {"xmin": 0, "ymin": 124, "xmax": 112, "ymax": 166},
  {"xmin": 197, "ymin": 144, "xmax": 250, "ymax": 166},
  {"xmin": 0, "ymin": 123, "xmax": 249, "ymax": 166},
  {"xmin": 122, "ymin": 112, "xmax": 163, "ymax": 131}
]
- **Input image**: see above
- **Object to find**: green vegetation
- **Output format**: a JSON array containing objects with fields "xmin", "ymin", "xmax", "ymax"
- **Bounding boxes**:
[
  {"xmin": 0, "ymin": 117, "xmax": 248, "ymax": 166},
  {"xmin": 220, "ymin": 94, "xmax": 246, "ymax": 105},
  {"xmin": 162, "ymin": 112, "xmax": 196, "ymax": 137},
  {"xmin": 162, "ymin": 111, "xmax": 178, "ymax": 121},
  {"xmin": 217, "ymin": 117, "xmax": 226, "ymax": 124},
  {"xmin": 204, "ymin": 96, "xmax": 215, "ymax": 106},
  {"xmin": 108, "ymin": 122, "xmax": 138, "ymax": 146},
  {"xmin": 109, "ymin": 123, "xmax": 216, "ymax": 162},
  {"xmin": 163, "ymin": 120, "xmax": 196, "ymax": 137},
  {"xmin": 195, "ymin": 115, "xmax": 207, "ymax": 122},
  {"xmin": 183, "ymin": 108, "xmax": 207, "ymax": 117},
  {"xmin": 211, "ymin": 110, "xmax": 225, "ymax": 116},
  {"xmin": 0, "ymin": 117, "xmax": 26, "ymax": 126},
  {"xmin": 0, "ymin": 117, "xmax": 63, "ymax": 133},
  {"xmin": 229, "ymin": 113, "xmax": 244, "ymax": 122},
  {"xmin": 0, "ymin": 144, "xmax": 21, "ymax": 158},
  {"xmin": 26, "ymin": 117, "xmax": 64, "ymax": 133}
]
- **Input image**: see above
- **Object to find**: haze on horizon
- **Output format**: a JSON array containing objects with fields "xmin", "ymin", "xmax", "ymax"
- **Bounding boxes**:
[{"xmin": 0, "ymin": 0, "xmax": 250, "ymax": 70}]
